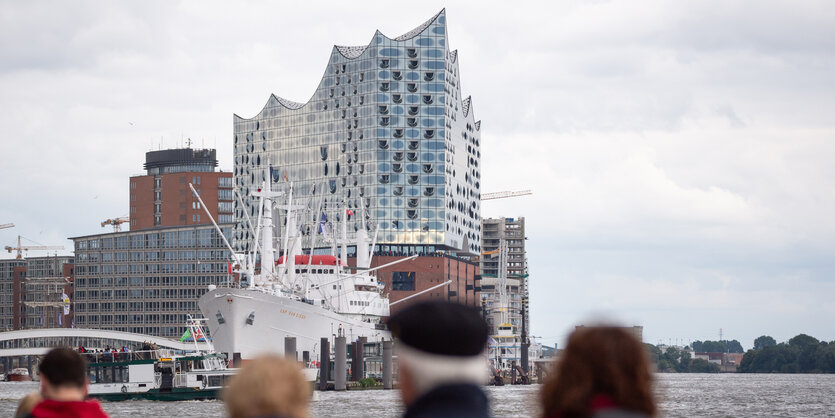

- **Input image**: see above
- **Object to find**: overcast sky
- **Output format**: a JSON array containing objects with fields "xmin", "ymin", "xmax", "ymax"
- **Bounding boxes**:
[{"xmin": 1, "ymin": 0, "xmax": 833, "ymax": 349}]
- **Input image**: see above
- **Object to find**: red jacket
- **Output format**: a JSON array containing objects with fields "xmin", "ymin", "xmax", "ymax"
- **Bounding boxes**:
[{"xmin": 30, "ymin": 399, "xmax": 109, "ymax": 418}]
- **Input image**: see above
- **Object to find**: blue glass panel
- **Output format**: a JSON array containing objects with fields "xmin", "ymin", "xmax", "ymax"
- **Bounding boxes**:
[
  {"xmin": 390, "ymin": 174, "xmax": 402, "ymax": 183},
  {"xmin": 424, "ymin": 61, "xmax": 444, "ymax": 70},
  {"xmin": 378, "ymin": 163, "xmax": 390, "ymax": 171},
  {"xmin": 427, "ymin": 199, "xmax": 443, "ymax": 207},
  {"xmin": 438, "ymin": 16, "xmax": 445, "ymax": 24},
  {"xmin": 425, "ymin": 141, "xmax": 444, "ymax": 150},
  {"xmin": 377, "ymin": 128, "xmax": 388, "ymax": 137},
  {"xmin": 380, "ymin": 48, "xmax": 401, "ymax": 56},
  {"xmin": 439, "ymin": 39, "xmax": 445, "ymax": 47},
  {"xmin": 406, "ymin": 164, "xmax": 419, "ymax": 173},
  {"xmin": 392, "ymin": 106, "xmax": 404, "ymax": 115},
  {"xmin": 377, "ymin": 186, "xmax": 387, "ymax": 194},
  {"xmin": 406, "ymin": 94, "xmax": 419, "ymax": 103},
  {"xmin": 377, "ymin": 93, "xmax": 389, "ymax": 102},
  {"xmin": 378, "ymin": 70, "xmax": 389, "ymax": 78},
  {"xmin": 421, "ymin": 153, "xmax": 435, "ymax": 161},
  {"xmin": 406, "ymin": 72, "xmax": 420, "ymax": 81},
  {"xmin": 406, "ymin": 129, "xmax": 419, "ymax": 138},
  {"xmin": 377, "ymin": 151, "xmax": 389, "ymax": 159},
  {"xmin": 407, "ymin": 187, "xmax": 420, "ymax": 196},
  {"xmin": 423, "ymin": 210, "xmax": 435, "ymax": 218},
  {"xmin": 425, "ymin": 83, "xmax": 444, "ymax": 93},
  {"xmin": 424, "ymin": 106, "xmax": 444, "ymax": 116},
  {"xmin": 416, "ymin": 38, "xmax": 433, "ymax": 46},
  {"xmin": 432, "ymin": 27, "xmax": 444, "ymax": 35},
  {"xmin": 425, "ymin": 49, "xmax": 443, "ymax": 58},
  {"xmin": 392, "ymin": 140, "xmax": 404, "ymax": 149},
  {"xmin": 422, "ymin": 119, "xmax": 435, "ymax": 127},
  {"xmin": 424, "ymin": 175, "xmax": 444, "ymax": 185},
  {"xmin": 437, "ymin": 73, "xmax": 445, "ymax": 81},
  {"xmin": 380, "ymin": 198, "xmax": 389, "ymax": 205},
  {"xmin": 429, "ymin": 221, "xmax": 443, "ymax": 229}
]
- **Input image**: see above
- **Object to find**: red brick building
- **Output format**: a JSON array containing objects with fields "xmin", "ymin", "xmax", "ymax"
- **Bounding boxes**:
[
  {"xmin": 349, "ymin": 254, "xmax": 481, "ymax": 316},
  {"xmin": 129, "ymin": 148, "xmax": 233, "ymax": 231}
]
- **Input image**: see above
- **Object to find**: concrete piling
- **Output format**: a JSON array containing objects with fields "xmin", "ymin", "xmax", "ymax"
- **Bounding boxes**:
[
  {"xmin": 335, "ymin": 336, "xmax": 347, "ymax": 391},
  {"xmin": 356, "ymin": 336, "xmax": 366, "ymax": 380},
  {"xmin": 382, "ymin": 340, "xmax": 393, "ymax": 389},
  {"xmin": 350, "ymin": 341, "xmax": 358, "ymax": 381},
  {"xmin": 284, "ymin": 337, "xmax": 297, "ymax": 361},
  {"xmin": 318, "ymin": 338, "xmax": 329, "ymax": 391}
]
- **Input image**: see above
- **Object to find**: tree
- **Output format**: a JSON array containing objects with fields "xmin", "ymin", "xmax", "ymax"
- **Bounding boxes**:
[
  {"xmin": 689, "ymin": 358, "xmax": 720, "ymax": 373},
  {"xmin": 754, "ymin": 335, "xmax": 777, "ymax": 350},
  {"xmin": 789, "ymin": 334, "xmax": 819, "ymax": 349}
]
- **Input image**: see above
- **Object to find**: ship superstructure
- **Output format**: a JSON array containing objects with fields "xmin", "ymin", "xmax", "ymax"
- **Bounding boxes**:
[{"xmin": 192, "ymin": 169, "xmax": 414, "ymax": 361}]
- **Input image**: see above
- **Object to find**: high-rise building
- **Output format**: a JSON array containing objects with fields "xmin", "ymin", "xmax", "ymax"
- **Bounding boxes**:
[
  {"xmin": 231, "ymin": 9, "xmax": 482, "ymax": 256},
  {"xmin": 130, "ymin": 148, "xmax": 233, "ymax": 231},
  {"xmin": 70, "ymin": 224, "xmax": 233, "ymax": 338},
  {"xmin": 480, "ymin": 217, "xmax": 528, "ymax": 335}
]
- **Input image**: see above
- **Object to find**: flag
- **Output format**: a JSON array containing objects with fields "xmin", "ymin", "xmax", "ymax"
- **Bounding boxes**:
[
  {"xmin": 346, "ymin": 209, "xmax": 354, "ymax": 216},
  {"xmin": 283, "ymin": 170, "xmax": 289, "ymax": 182},
  {"xmin": 194, "ymin": 328, "xmax": 205, "ymax": 341},
  {"xmin": 180, "ymin": 329, "xmax": 192, "ymax": 342},
  {"xmin": 62, "ymin": 293, "xmax": 70, "ymax": 315},
  {"xmin": 57, "ymin": 311, "xmax": 62, "ymax": 327},
  {"xmin": 228, "ymin": 262, "xmax": 232, "ymax": 274},
  {"xmin": 318, "ymin": 213, "xmax": 329, "ymax": 239}
]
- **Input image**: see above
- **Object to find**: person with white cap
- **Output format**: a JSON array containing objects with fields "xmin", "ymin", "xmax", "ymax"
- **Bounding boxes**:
[{"xmin": 388, "ymin": 300, "xmax": 490, "ymax": 418}]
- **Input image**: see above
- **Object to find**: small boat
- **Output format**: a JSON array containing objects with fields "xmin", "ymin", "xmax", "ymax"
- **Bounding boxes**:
[
  {"xmin": 5, "ymin": 368, "xmax": 33, "ymax": 382},
  {"xmin": 85, "ymin": 317, "xmax": 236, "ymax": 401}
]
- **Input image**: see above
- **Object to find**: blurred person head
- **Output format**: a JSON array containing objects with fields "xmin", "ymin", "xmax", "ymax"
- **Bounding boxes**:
[
  {"xmin": 38, "ymin": 347, "xmax": 89, "ymax": 401},
  {"xmin": 387, "ymin": 301, "xmax": 489, "ymax": 407},
  {"xmin": 32, "ymin": 347, "xmax": 109, "ymax": 417},
  {"xmin": 541, "ymin": 326, "xmax": 656, "ymax": 418},
  {"xmin": 223, "ymin": 354, "xmax": 310, "ymax": 418},
  {"xmin": 15, "ymin": 391, "xmax": 42, "ymax": 418}
]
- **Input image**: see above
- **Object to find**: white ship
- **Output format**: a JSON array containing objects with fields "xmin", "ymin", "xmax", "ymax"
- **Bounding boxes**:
[{"xmin": 191, "ymin": 170, "xmax": 417, "ymax": 362}]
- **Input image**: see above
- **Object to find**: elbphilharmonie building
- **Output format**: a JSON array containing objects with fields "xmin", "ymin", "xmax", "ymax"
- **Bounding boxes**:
[{"xmin": 232, "ymin": 9, "xmax": 481, "ymax": 255}]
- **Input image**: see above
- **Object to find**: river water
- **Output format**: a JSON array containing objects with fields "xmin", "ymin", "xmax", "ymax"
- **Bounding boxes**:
[{"xmin": 2, "ymin": 374, "xmax": 834, "ymax": 417}]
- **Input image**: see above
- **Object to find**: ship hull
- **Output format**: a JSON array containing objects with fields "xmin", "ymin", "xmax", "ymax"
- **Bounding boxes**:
[{"xmin": 199, "ymin": 288, "xmax": 390, "ymax": 360}]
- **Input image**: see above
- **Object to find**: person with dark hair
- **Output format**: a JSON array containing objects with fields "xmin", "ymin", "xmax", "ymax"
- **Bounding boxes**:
[
  {"xmin": 387, "ymin": 300, "xmax": 490, "ymax": 418},
  {"xmin": 30, "ymin": 347, "xmax": 108, "ymax": 418},
  {"xmin": 540, "ymin": 326, "xmax": 656, "ymax": 418}
]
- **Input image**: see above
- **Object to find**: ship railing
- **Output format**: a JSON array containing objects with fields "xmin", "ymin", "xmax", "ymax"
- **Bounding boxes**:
[
  {"xmin": 174, "ymin": 372, "xmax": 189, "ymax": 387},
  {"xmin": 79, "ymin": 349, "xmax": 168, "ymax": 363}
]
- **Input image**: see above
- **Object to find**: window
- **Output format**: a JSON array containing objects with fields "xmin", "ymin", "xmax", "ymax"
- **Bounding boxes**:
[
  {"xmin": 192, "ymin": 214, "xmax": 201, "ymax": 222},
  {"xmin": 218, "ymin": 177, "xmax": 232, "ymax": 188},
  {"xmin": 218, "ymin": 189, "xmax": 233, "ymax": 200},
  {"xmin": 192, "ymin": 201, "xmax": 201, "ymax": 210},
  {"xmin": 193, "ymin": 176, "xmax": 201, "ymax": 185},
  {"xmin": 392, "ymin": 272, "xmax": 415, "ymax": 291}
]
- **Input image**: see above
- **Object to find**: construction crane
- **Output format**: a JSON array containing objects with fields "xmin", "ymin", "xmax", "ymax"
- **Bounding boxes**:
[
  {"xmin": 481, "ymin": 190, "xmax": 532, "ymax": 201},
  {"xmin": 0, "ymin": 223, "xmax": 14, "ymax": 230},
  {"xmin": 5, "ymin": 235, "xmax": 64, "ymax": 259},
  {"xmin": 101, "ymin": 217, "xmax": 130, "ymax": 232}
]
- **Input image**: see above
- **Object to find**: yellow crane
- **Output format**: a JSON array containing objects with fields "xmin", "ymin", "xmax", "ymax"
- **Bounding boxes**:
[
  {"xmin": 101, "ymin": 216, "xmax": 130, "ymax": 232},
  {"xmin": 5, "ymin": 235, "xmax": 64, "ymax": 259}
]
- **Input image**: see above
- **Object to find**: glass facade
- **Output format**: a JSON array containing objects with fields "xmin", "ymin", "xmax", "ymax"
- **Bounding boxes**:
[
  {"xmin": 232, "ymin": 10, "xmax": 481, "ymax": 254},
  {"xmin": 72, "ymin": 224, "xmax": 234, "ymax": 338}
]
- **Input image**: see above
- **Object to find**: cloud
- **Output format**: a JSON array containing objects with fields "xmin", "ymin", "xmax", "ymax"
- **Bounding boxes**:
[{"xmin": 1, "ymin": 0, "xmax": 834, "ymax": 346}]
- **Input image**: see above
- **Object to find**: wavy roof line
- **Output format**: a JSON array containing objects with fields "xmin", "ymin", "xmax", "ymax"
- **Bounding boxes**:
[
  {"xmin": 462, "ymin": 96, "xmax": 472, "ymax": 118},
  {"xmin": 237, "ymin": 10, "xmax": 446, "ymax": 118},
  {"xmin": 333, "ymin": 9, "xmax": 444, "ymax": 61},
  {"xmin": 394, "ymin": 9, "xmax": 444, "ymax": 41}
]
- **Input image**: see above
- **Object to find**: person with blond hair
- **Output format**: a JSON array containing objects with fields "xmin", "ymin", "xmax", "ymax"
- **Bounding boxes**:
[
  {"xmin": 541, "ymin": 326, "xmax": 656, "ymax": 418},
  {"xmin": 15, "ymin": 391, "xmax": 42, "ymax": 418},
  {"xmin": 223, "ymin": 354, "xmax": 310, "ymax": 418}
]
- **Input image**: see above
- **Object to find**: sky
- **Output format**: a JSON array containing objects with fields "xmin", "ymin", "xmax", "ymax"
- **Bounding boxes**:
[{"xmin": 1, "ymin": 0, "xmax": 834, "ymax": 349}]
